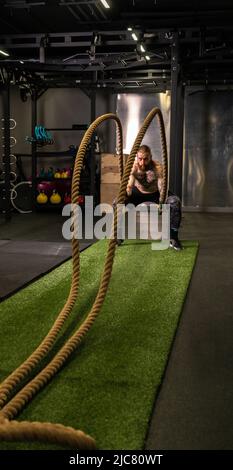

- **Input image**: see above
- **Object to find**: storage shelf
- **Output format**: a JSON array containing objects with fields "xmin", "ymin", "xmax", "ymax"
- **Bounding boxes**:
[
  {"xmin": 29, "ymin": 121, "xmax": 95, "ymax": 211},
  {"xmin": 16, "ymin": 151, "xmax": 76, "ymax": 158},
  {"xmin": 36, "ymin": 151, "xmax": 76, "ymax": 157},
  {"xmin": 35, "ymin": 201, "xmax": 85, "ymax": 211},
  {"xmin": 35, "ymin": 202, "xmax": 64, "ymax": 208},
  {"xmin": 36, "ymin": 176, "xmax": 72, "ymax": 181},
  {"xmin": 46, "ymin": 125, "xmax": 88, "ymax": 131},
  {"xmin": 36, "ymin": 176, "xmax": 89, "ymax": 182}
]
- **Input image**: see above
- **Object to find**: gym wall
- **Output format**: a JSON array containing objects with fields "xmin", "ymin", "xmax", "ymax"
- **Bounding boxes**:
[
  {"xmin": 183, "ymin": 87, "xmax": 233, "ymax": 211},
  {"xmin": 0, "ymin": 87, "xmax": 116, "ymax": 180}
]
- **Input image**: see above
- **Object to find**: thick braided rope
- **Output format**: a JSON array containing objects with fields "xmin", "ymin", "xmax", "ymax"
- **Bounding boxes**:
[
  {"xmin": 0, "ymin": 113, "xmax": 123, "ymax": 446},
  {"xmin": 0, "ymin": 238, "xmax": 80, "ymax": 409},
  {"xmin": 156, "ymin": 109, "xmax": 168, "ymax": 204},
  {"xmin": 116, "ymin": 107, "xmax": 168, "ymax": 207},
  {"xmin": 0, "ymin": 419, "xmax": 96, "ymax": 449},
  {"xmin": 0, "ymin": 114, "xmax": 123, "ymax": 421},
  {"xmin": 0, "ymin": 113, "xmax": 123, "ymax": 412},
  {"xmin": 0, "ymin": 108, "xmax": 167, "ymax": 421},
  {"xmin": 0, "ymin": 109, "xmax": 167, "ymax": 447},
  {"xmin": 72, "ymin": 113, "xmax": 123, "ymax": 204}
]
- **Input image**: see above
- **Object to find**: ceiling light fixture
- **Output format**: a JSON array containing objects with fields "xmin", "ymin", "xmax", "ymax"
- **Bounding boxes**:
[
  {"xmin": 145, "ymin": 55, "xmax": 150, "ymax": 61},
  {"xmin": 100, "ymin": 0, "xmax": 110, "ymax": 8},
  {"xmin": 127, "ymin": 27, "xmax": 133, "ymax": 31},
  {"xmin": 0, "ymin": 50, "xmax": 10, "ymax": 57},
  {"xmin": 140, "ymin": 44, "xmax": 146, "ymax": 53},
  {"xmin": 132, "ymin": 32, "xmax": 138, "ymax": 41}
]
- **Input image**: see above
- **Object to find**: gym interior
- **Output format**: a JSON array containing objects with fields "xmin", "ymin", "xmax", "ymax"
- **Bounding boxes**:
[{"xmin": 0, "ymin": 0, "xmax": 233, "ymax": 452}]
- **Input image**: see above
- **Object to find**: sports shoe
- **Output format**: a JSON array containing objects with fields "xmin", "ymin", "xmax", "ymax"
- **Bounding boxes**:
[{"xmin": 170, "ymin": 238, "xmax": 183, "ymax": 251}]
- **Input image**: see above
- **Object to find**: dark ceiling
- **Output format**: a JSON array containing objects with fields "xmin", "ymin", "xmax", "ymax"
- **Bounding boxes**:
[
  {"xmin": 1, "ymin": 0, "xmax": 233, "ymax": 33},
  {"xmin": 1, "ymin": 0, "xmax": 233, "ymax": 92}
]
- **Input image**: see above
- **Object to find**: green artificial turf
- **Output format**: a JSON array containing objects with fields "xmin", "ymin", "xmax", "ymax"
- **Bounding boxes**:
[{"xmin": 0, "ymin": 239, "xmax": 198, "ymax": 450}]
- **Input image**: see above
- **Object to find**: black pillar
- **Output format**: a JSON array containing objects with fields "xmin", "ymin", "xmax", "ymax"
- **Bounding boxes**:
[
  {"xmin": 169, "ymin": 33, "xmax": 185, "ymax": 200},
  {"xmin": 90, "ymin": 85, "xmax": 96, "ymax": 203},
  {"xmin": 2, "ymin": 78, "xmax": 11, "ymax": 221},
  {"xmin": 31, "ymin": 91, "xmax": 37, "ymax": 210}
]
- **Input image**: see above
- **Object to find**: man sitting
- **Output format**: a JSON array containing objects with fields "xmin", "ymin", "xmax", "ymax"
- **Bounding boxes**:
[{"xmin": 126, "ymin": 144, "xmax": 183, "ymax": 251}]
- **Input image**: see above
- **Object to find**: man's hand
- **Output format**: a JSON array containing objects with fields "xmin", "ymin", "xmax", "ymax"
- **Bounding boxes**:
[{"xmin": 126, "ymin": 186, "xmax": 132, "ymax": 196}]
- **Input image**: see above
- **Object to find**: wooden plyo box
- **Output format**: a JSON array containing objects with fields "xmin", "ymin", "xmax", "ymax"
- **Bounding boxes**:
[{"xmin": 100, "ymin": 153, "xmax": 128, "ymax": 205}]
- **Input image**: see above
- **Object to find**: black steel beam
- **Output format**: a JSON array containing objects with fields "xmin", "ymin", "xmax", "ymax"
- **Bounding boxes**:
[
  {"xmin": 2, "ymin": 27, "xmax": 231, "ymax": 48},
  {"xmin": 2, "ymin": 79, "xmax": 11, "ymax": 221},
  {"xmin": 31, "ymin": 90, "xmax": 37, "ymax": 210},
  {"xmin": 169, "ymin": 33, "xmax": 185, "ymax": 200},
  {"xmin": 90, "ymin": 80, "xmax": 96, "ymax": 203},
  {"xmin": 1, "ymin": 61, "xmax": 170, "ymax": 73},
  {"xmin": 59, "ymin": 1, "xmax": 96, "ymax": 5},
  {"xmin": 66, "ymin": 5, "xmax": 82, "ymax": 21}
]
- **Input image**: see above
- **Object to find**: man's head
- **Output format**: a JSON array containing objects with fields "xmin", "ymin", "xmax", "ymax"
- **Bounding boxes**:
[{"xmin": 136, "ymin": 145, "xmax": 152, "ymax": 171}]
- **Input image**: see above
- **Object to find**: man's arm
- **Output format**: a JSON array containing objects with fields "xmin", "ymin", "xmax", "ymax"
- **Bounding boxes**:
[
  {"xmin": 153, "ymin": 160, "xmax": 164, "ymax": 193},
  {"xmin": 126, "ymin": 161, "xmax": 137, "ymax": 195}
]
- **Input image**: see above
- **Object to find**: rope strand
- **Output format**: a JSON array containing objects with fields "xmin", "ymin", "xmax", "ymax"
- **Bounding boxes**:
[{"xmin": 0, "ymin": 108, "xmax": 167, "ymax": 449}]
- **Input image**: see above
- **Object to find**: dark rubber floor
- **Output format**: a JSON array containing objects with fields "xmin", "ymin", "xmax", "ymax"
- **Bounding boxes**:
[
  {"xmin": 0, "ymin": 212, "xmax": 92, "ymax": 300},
  {"xmin": 146, "ymin": 212, "xmax": 233, "ymax": 450}
]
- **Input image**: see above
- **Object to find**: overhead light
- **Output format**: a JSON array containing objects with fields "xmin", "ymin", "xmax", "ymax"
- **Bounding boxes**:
[
  {"xmin": 100, "ymin": 0, "xmax": 110, "ymax": 8},
  {"xmin": 145, "ymin": 55, "xmax": 150, "ymax": 61},
  {"xmin": 19, "ymin": 60, "xmax": 24, "ymax": 64},
  {"xmin": 140, "ymin": 44, "xmax": 146, "ymax": 53},
  {"xmin": 127, "ymin": 27, "xmax": 133, "ymax": 31},
  {"xmin": 132, "ymin": 32, "xmax": 138, "ymax": 41},
  {"xmin": 0, "ymin": 50, "xmax": 10, "ymax": 57}
]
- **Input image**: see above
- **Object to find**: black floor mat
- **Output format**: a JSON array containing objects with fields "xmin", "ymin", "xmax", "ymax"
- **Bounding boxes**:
[{"xmin": 0, "ymin": 240, "xmax": 91, "ymax": 300}]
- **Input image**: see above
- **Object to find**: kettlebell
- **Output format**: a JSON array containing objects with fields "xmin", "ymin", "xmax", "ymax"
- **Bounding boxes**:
[
  {"xmin": 37, "ymin": 190, "xmax": 48, "ymax": 204},
  {"xmin": 50, "ymin": 190, "xmax": 62, "ymax": 204}
]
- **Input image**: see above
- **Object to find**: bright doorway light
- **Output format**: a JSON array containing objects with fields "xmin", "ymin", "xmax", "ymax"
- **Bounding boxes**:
[
  {"xmin": 0, "ymin": 50, "xmax": 9, "ymax": 57},
  {"xmin": 100, "ymin": 0, "xmax": 110, "ymax": 8}
]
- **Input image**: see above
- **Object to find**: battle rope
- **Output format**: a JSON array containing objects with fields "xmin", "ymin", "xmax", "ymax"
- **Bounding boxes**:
[
  {"xmin": 0, "ymin": 114, "xmax": 123, "ymax": 411},
  {"xmin": 0, "ymin": 113, "xmax": 123, "ymax": 449},
  {"xmin": 0, "ymin": 108, "xmax": 167, "ymax": 448},
  {"xmin": 0, "ymin": 417, "xmax": 96, "ymax": 449},
  {"xmin": 116, "ymin": 107, "xmax": 168, "ymax": 212}
]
